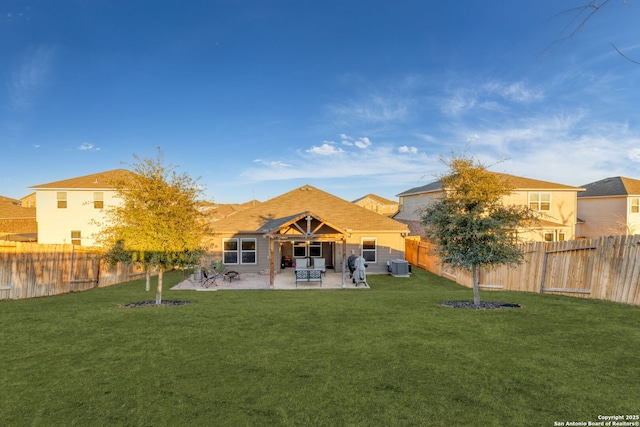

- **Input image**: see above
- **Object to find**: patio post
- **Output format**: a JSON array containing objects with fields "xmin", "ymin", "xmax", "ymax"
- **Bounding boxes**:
[
  {"xmin": 269, "ymin": 236, "xmax": 275, "ymax": 290},
  {"xmin": 342, "ymin": 238, "xmax": 346, "ymax": 288}
]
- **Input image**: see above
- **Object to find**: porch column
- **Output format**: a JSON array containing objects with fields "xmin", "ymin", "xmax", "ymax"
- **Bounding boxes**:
[
  {"xmin": 342, "ymin": 238, "xmax": 346, "ymax": 288},
  {"xmin": 269, "ymin": 236, "xmax": 275, "ymax": 290}
]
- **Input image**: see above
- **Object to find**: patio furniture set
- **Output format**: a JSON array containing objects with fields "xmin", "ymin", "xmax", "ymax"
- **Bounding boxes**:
[{"xmin": 294, "ymin": 258, "xmax": 325, "ymax": 287}]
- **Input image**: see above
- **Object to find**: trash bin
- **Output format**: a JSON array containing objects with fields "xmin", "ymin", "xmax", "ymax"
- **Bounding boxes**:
[{"xmin": 193, "ymin": 266, "xmax": 202, "ymax": 282}]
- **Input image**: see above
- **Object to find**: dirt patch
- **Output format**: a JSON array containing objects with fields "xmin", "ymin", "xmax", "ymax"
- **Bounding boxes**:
[
  {"xmin": 439, "ymin": 301, "xmax": 521, "ymax": 310},
  {"xmin": 120, "ymin": 300, "xmax": 191, "ymax": 308}
]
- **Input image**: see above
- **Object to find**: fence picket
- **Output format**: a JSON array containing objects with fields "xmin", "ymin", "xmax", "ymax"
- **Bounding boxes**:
[
  {"xmin": 0, "ymin": 241, "xmax": 150, "ymax": 300},
  {"xmin": 405, "ymin": 235, "xmax": 640, "ymax": 305}
]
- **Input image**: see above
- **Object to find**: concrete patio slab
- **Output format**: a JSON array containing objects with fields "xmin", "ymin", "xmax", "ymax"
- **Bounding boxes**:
[{"xmin": 170, "ymin": 268, "xmax": 369, "ymax": 291}]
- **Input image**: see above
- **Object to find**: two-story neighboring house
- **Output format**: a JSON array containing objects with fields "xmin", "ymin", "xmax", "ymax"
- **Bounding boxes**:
[
  {"xmin": 352, "ymin": 194, "xmax": 399, "ymax": 217},
  {"xmin": 30, "ymin": 169, "xmax": 133, "ymax": 246},
  {"xmin": 395, "ymin": 172, "xmax": 585, "ymax": 242},
  {"xmin": 577, "ymin": 176, "xmax": 640, "ymax": 237}
]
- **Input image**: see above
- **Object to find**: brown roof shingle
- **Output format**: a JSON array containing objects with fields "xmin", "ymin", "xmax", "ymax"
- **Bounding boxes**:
[
  {"xmin": 212, "ymin": 185, "xmax": 409, "ymax": 234},
  {"xmin": 352, "ymin": 193, "xmax": 397, "ymax": 205},
  {"xmin": 578, "ymin": 176, "xmax": 640, "ymax": 197},
  {"xmin": 0, "ymin": 199, "xmax": 36, "ymax": 219},
  {"xmin": 397, "ymin": 172, "xmax": 583, "ymax": 196},
  {"xmin": 30, "ymin": 169, "xmax": 135, "ymax": 190}
]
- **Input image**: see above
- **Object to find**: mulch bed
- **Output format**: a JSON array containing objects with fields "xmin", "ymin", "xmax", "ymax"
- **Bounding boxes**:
[
  {"xmin": 439, "ymin": 301, "xmax": 521, "ymax": 310},
  {"xmin": 120, "ymin": 300, "xmax": 191, "ymax": 308}
]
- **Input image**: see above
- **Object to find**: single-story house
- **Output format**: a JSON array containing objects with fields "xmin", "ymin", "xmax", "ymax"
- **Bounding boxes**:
[{"xmin": 209, "ymin": 185, "xmax": 410, "ymax": 287}]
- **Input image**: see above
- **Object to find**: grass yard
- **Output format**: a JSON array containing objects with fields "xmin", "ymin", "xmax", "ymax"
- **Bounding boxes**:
[{"xmin": 1, "ymin": 268, "xmax": 638, "ymax": 426}]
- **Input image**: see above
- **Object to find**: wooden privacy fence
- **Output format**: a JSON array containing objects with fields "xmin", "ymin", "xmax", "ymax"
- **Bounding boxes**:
[
  {"xmin": 405, "ymin": 235, "xmax": 640, "ymax": 305},
  {"xmin": 0, "ymin": 241, "xmax": 146, "ymax": 300}
]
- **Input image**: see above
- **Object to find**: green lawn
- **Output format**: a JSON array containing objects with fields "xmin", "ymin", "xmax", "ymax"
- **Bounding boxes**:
[{"xmin": 1, "ymin": 268, "xmax": 638, "ymax": 426}]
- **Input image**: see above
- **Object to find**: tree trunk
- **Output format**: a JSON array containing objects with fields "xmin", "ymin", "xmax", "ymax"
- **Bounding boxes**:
[
  {"xmin": 145, "ymin": 268, "xmax": 151, "ymax": 292},
  {"xmin": 155, "ymin": 269, "xmax": 163, "ymax": 305},
  {"xmin": 472, "ymin": 264, "xmax": 481, "ymax": 307}
]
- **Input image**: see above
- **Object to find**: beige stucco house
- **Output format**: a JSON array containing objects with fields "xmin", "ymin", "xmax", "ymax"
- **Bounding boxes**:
[
  {"xmin": 209, "ymin": 185, "xmax": 410, "ymax": 282},
  {"xmin": 352, "ymin": 194, "xmax": 399, "ymax": 217},
  {"xmin": 395, "ymin": 172, "xmax": 585, "ymax": 242},
  {"xmin": 577, "ymin": 176, "xmax": 640, "ymax": 238},
  {"xmin": 29, "ymin": 169, "xmax": 133, "ymax": 246}
]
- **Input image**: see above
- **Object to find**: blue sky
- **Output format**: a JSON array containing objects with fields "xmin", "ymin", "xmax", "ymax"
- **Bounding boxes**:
[{"xmin": 2, "ymin": 1, "xmax": 639, "ymax": 203}]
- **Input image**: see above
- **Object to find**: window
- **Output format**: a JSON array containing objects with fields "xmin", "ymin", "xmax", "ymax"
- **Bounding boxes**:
[
  {"xmin": 94, "ymin": 192, "xmax": 104, "ymax": 209},
  {"xmin": 293, "ymin": 242, "xmax": 322, "ymax": 258},
  {"xmin": 529, "ymin": 193, "xmax": 551, "ymax": 211},
  {"xmin": 223, "ymin": 238, "xmax": 257, "ymax": 264},
  {"xmin": 57, "ymin": 192, "xmax": 67, "ymax": 209},
  {"xmin": 223, "ymin": 239, "xmax": 238, "ymax": 264},
  {"xmin": 293, "ymin": 242, "xmax": 306, "ymax": 258},
  {"xmin": 631, "ymin": 198, "xmax": 639, "ymax": 214},
  {"xmin": 558, "ymin": 231, "xmax": 566, "ymax": 241},
  {"xmin": 71, "ymin": 230, "xmax": 81, "ymax": 245},
  {"xmin": 241, "ymin": 238, "xmax": 257, "ymax": 264},
  {"xmin": 293, "ymin": 241, "xmax": 321, "ymax": 258},
  {"xmin": 544, "ymin": 232, "xmax": 555, "ymax": 242},
  {"xmin": 362, "ymin": 238, "xmax": 377, "ymax": 262},
  {"xmin": 308, "ymin": 242, "xmax": 321, "ymax": 257}
]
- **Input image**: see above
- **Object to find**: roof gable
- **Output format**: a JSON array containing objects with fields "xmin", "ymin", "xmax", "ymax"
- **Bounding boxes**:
[
  {"xmin": 352, "ymin": 193, "xmax": 397, "ymax": 205},
  {"xmin": 397, "ymin": 172, "xmax": 583, "ymax": 196},
  {"xmin": 30, "ymin": 169, "xmax": 135, "ymax": 190},
  {"xmin": 212, "ymin": 185, "xmax": 408, "ymax": 234},
  {"xmin": 579, "ymin": 176, "xmax": 640, "ymax": 197},
  {"xmin": 261, "ymin": 211, "xmax": 349, "ymax": 239}
]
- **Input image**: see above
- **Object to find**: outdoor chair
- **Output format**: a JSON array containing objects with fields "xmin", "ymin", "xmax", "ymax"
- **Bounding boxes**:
[
  {"xmin": 313, "ymin": 258, "xmax": 326, "ymax": 276},
  {"xmin": 295, "ymin": 258, "xmax": 309, "ymax": 270},
  {"xmin": 202, "ymin": 268, "xmax": 223, "ymax": 288}
]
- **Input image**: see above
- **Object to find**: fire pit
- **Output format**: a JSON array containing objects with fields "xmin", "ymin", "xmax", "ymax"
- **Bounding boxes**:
[{"xmin": 223, "ymin": 271, "xmax": 240, "ymax": 282}]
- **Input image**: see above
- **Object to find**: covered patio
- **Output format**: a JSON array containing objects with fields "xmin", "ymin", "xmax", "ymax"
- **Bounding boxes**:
[{"xmin": 171, "ymin": 267, "xmax": 369, "ymax": 291}]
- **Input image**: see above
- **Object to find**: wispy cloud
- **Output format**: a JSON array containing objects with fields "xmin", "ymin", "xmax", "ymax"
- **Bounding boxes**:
[
  {"xmin": 7, "ymin": 45, "xmax": 57, "ymax": 111},
  {"xmin": 339, "ymin": 134, "xmax": 353, "ymax": 145},
  {"xmin": 399, "ymin": 145, "xmax": 418, "ymax": 154},
  {"xmin": 483, "ymin": 81, "xmax": 544, "ymax": 103},
  {"xmin": 241, "ymin": 135, "xmax": 439, "ymax": 189},
  {"xmin": 327, "ymin": 93, "xmax": 411, "ymax": 125},
  {"xmin": 338, "ymin": 134, "xmax": 373, "ymax": 149},
  {"xmin": 449, "ymin": 113, "xmax": 640, "ymax": 185},
  {"xmin": 354, "ymin": 136, "xmax": 371, "ymax": 149},
  {"xmin": 253, "ymin": 159, "xmax": 291, "ymax": 168},
  {"xmin": 440, "ymin": 79, "xmax": 544, "ymax": 117},
  {"xmin": 306, "ymin": 142, "xmax": 344, "ymax": 155},
  {"xmin": 78, "ymin": 142, "xmax": 101, "ymax": 151},
  {"xmin": 628, "ymin": 148, "xmax": 640, "ymax": 162}
]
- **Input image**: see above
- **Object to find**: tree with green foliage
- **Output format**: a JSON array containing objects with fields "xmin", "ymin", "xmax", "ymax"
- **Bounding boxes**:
[
  {"xmin": 421, "ymin": 155, "xmax": 537, "ymax": 307},
  {"xmin": 95, "ymin": 149, "xmax": 210, "ymax": 304}
]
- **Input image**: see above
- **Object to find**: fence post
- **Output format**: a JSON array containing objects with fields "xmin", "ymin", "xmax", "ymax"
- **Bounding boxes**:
[
  {"xmin": 9, "ymin": 256, "xmax": 16, "ymax": 299},
  {"xmin": 539, "ymin": 243, "xmax": 548, "ymax": 293}
]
